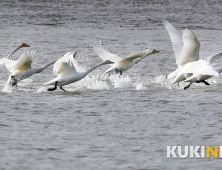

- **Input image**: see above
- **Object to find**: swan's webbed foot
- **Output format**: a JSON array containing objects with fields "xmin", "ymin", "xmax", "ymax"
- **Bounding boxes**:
[
  {"xmin": 48, "ymin": 81, "xmax": 58, "ymax": 91},
  {"xmin": 60, "ymin": 86, "xmax": 66, "ymax": 91},
  {"xmin": 184, "ymin": 82, "xmax": 192, "ymax": 90},
  {"xmin": 118, "ymin": 70, "xmax": 122, "ymax": 78}
]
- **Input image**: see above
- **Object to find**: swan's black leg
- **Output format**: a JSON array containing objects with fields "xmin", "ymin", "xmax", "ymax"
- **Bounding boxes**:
[
  {"xmin": 184, "ymin": 82, "xmax": 192, "ymax": 90},
  {"xmin": 120, "ymin": 70, "xmax": 122, "ymax": 75},
  {"xmin": 48, "ymin": 81, "xmax": 58, "ymax": 91},
  {"xmin": 11, "ymin": 76, "xmax": 17, "ymax": 87},
  {"xmin": 197, "ymin": 80, "xmax": 210, "ymax": 86},
  {"xmin": 202, "ymin": 80, "xmax": 210, "ymax": 86},
  {"xmin": 60, "ymin": 86, "xmax": 66, "ymax": 91}
]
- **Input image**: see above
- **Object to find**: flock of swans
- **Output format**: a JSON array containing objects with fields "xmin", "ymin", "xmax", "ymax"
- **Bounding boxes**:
[{"xmin": 1, "ymin": 20, "xmax": 222, "ymax": 92}]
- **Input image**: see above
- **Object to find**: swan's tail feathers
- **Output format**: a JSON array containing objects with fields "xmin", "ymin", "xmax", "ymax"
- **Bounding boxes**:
[
  {"xmin": 172, "ymin": 73, "xmax": 186, "ymax": 85},
  {"xmin": 167, "ymin": 69, "xmax": 179, "ymax": 79}
]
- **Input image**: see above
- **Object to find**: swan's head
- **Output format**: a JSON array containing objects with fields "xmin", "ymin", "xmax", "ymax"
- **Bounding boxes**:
[
  {"xmin": 151, "ymin": 49, "xmax": 159, "ymax": 54},
  {"xmin": 20, "ymin": 43, "xmax": 30, "ymax": 47},
  {"xmin": 103, "ymin": 60, "xmax": 114, "ymax": 64}
]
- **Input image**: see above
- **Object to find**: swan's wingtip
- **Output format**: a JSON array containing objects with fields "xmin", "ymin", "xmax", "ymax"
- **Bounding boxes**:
[
  {"xmin": 163, "ymin": 20, "xmax": 170, "ymax": 27},
  {"xmin": 93, "ymin": 41, "xmax": 102, "ymax": 46},
  {"xmin": 73, "ymin": 52, "xmax": 77, "ymax": 59}
]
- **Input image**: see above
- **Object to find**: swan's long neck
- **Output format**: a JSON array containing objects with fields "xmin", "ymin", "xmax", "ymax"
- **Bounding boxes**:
[
  {"xmin": 6, "ymin": 44, "xmax": 23, "ymax": 59},
  {"xmin": 35, "ymin": 61, "xmax": 56, "ymax": 73},
  {"xmin": 124, "ymin": 51, "xmax": 154, "ymax": 64},
  {"xmin": 82, "ymin": 62, "xmax": 106, "ymax": 78}
]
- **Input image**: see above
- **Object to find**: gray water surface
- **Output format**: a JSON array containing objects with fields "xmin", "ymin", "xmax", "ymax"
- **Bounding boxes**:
[{"xmin": 1, "ymin": 1, "xmax": 222, "ymax": 170}]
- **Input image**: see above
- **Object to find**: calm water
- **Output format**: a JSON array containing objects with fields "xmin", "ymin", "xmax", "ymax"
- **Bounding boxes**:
[{"xmin": 1, "ymin": 1, "xmax": 222, "ymax": 170}]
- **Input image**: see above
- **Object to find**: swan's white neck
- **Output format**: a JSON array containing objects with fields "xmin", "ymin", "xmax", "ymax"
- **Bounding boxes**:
[
  {"xmin": 81, "ymin": 62, "xmax": 106, "ymax": 78},
  {"xmin": 34, "ymin": 61, "xmax": 56, "ymax": 73}
]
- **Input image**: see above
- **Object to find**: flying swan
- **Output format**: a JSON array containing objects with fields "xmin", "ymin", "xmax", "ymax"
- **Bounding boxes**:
[
  {"xmin": 164, "ymin": 20, "xmax": 200, "ymax": 82},
  {"xmin": 7, "ymin": 50, "xmax": 56, "ymax": 87},
  {"xmin": 44, "ymin": 52, "xmax": 113, "ymax": 91},
  {"xmin": 93, "ymin": 42, "xmax": 159, "ymax": 75},
  {"xmin": 0, "ymin": 43, "xmax": 30, "ymax": 72},
  {"xmin": 173, "ymin": 51, "xmax": 222, "ymax": 89}
]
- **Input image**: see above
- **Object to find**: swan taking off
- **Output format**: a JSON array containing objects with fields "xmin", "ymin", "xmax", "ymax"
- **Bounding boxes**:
[
  {"xmin": 44, "ymin": 52, "xmax": 113, "ymax": 91},
  {"xmin": 7, "ymin": 50, "xmax": 56, "ymax": 87},
  {"xmin": 93, "ymin": 42, "xmax": 159, "ymax": 75},
  {"xmin": 0, "ymin": 43, "xmax": 30, "ymax": 72},
  {"xmin": 164, "ymin": 21, "xmax": 200, "ymax": 80},
  {"xmin": 174, "ymin": 51, "xmax": 222, "ymax": 90}
]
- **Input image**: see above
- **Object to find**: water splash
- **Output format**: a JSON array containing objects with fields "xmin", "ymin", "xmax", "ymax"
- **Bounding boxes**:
[
  {"xmin": 86, "ymin": 79, "xmax": 110, "ymax": 90},
  {"xmin": 19, "ymin": 78, "xmax": 33, "ymax": 86},
  {"xmin": 2, "ymin": 84, "xmax": 12, "ymax": 93},
  {"xmin": 113, "ymin": 75, "xmax": 133, "ymax": 88},
  {"xmin": 135, "ymin": 82, "xmax": 148, "ymax": 91},
  {"xmin": 36, "ymin": 86, "xmax": 48, "ymax": 93},
  {"xmin": 153, "ymin": 75, "xmax": 174, "ymax": 89}
]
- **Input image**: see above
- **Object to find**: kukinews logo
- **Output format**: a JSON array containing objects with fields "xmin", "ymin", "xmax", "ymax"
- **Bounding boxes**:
[{"xmin": 167, "ymin": 146, "xmax": 222, "ymax": 158}]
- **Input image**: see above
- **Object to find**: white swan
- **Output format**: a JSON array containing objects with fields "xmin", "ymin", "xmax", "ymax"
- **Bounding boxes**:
[
  {"xmin": 0, "ymin": 43, "xmax": 30, "ymax": 72},
  {"xmin": 173, "ymin": 51, "xmax": 222, "ymax": 89},
  {"xmin": 164, "ymin": 21, "xmax": 200, "ymax": 79},
  {"xmin": 7, "ymin": 50, "xmax": 56, "ymax": 87},
  {"xmin": 44, "ymin": 52, "xmax": 113, "ymax": 91},
  {"xmin": 93, "ymin": 42, "xmax": 159, "ymax": 75}
]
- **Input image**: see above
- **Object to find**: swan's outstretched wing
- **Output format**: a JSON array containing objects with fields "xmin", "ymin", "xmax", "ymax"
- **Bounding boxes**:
[
  {"xmin": 12, "ymin": 50, "xmax": 35, "ymax": 72},
  {"xmin": 0, "ymin": 58, "xmax": 16, "ymax": 72},
  {"xmin": 194, "ymin": 65, "xmax": 219, "ymax": 76},
  {"xmin": 93, "ymin": 42, "xmax": 122, "ymax": 63},
  {"xmin": 163, "ymin": 20, "xmax": 183, "ymax": 66},
  {"xmin": 180, "ymin": 60, "xmax": 204, "ymax": 74},
  {"xmin": 53, "ymin": 52, "xmax": 78, "ymax": 76},
  {"xmin": 181, "ymin": 59, "xmax": 218, "ymax": 76},
  {"xmin": 202, "ymin": 51, "xmax": 222, "ymax": 64},
  {"xmin": 179, "ymin": 29, "xmax": 200, "ymax": 67}
]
